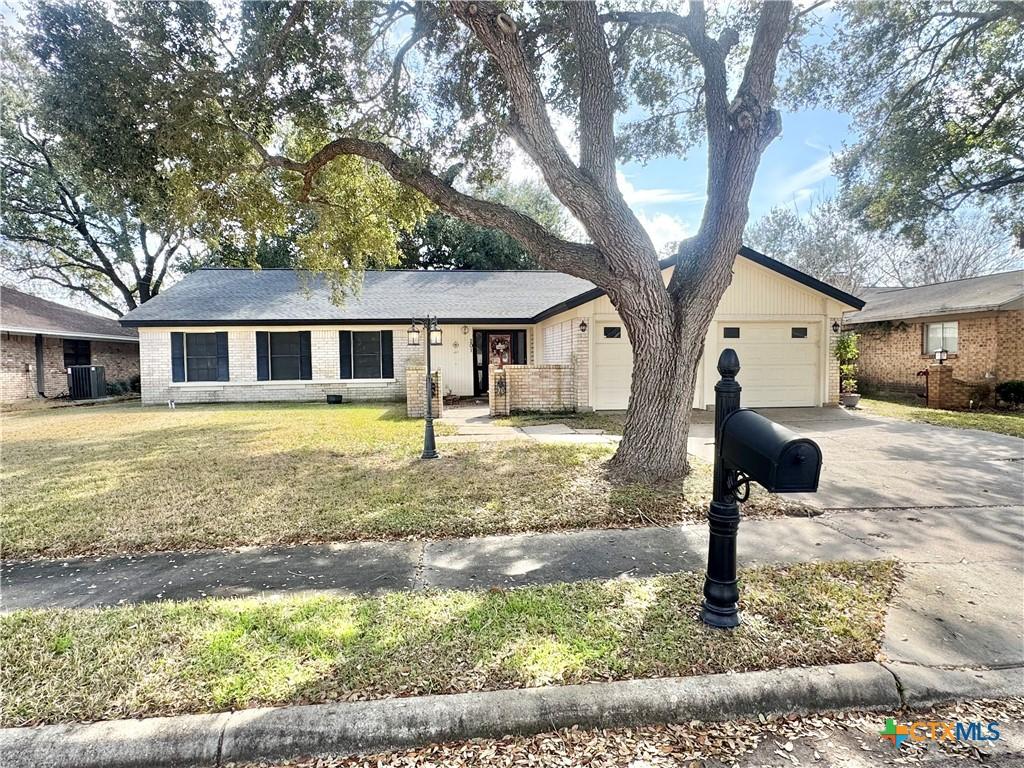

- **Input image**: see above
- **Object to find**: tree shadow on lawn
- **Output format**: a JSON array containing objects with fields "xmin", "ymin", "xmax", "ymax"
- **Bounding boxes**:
[
  {"xmin": 2, "ymin": 425, "xmax": 707, "ymax": 559},
  {"xmin": 135, "ymin": 564, "xmax": 895, "ymax": 720}
]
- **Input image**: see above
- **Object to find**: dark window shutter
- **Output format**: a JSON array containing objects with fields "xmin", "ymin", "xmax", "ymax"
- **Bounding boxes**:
[
  {"xmin": 299, "ymin": 331, "xmax": 312, "ymax": 380},
  {"xmin": 171, "ymin": 332, "xmax": 186, "ymax": 382},
  {"xmin": 215, "ymin": 332, "xmax": 230, "ymax": 381},
  {"xmin": 339, "ymin": 331, "xmax": 352, "ymax": 379},
  {"xmin": 380, "ymin": 330, "xmax": 394, "ymax": 379},
  {"xmin": 256, "ymin": 332, "xmax": 270, "ymax": 381}
]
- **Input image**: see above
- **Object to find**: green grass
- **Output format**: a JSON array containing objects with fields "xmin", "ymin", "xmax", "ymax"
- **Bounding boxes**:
[
  {"xmin": 494, "ymin": 411, "xmax": 629, "ymax": 434},
  {"xmin": 0, "ymin": 560, "xmax": 898, "ymax": 727},
  {"xmin": 860, "ymin": 396, "xmax": 1024, "ymax": 438},
  {"xmin": 1, "ymin": 402, "xmax": 801, "ymax": 560}
]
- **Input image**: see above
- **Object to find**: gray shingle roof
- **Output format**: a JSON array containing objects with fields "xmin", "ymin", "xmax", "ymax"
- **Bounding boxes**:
[
  {"xmin": 845, "ymin": 270, "xmax": 1024, "ymax": 325},
  {"xmin": 0, "ymin": 286, "xmax": 138, "ymax": 341},
  {"xmin": 119, "ymin": 269, "xmax": 597, "ymax": 326}
]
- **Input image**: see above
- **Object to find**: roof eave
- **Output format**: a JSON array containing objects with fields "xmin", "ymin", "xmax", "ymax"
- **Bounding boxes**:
[
  {"xmin": 1, "ymin": 325, "xmax": 138, "ymax": 342},
  {"xmin": 844, "ymin": 302, "xmax": 1015, "ymax": 325}
]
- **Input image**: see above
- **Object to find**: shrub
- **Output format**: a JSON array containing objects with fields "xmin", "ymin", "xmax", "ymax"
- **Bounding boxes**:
[
  {"xmin": 129, "ymin": 374, "xmax": 141, "ymax": 393},
  {"xmin": 835, "ymin": 331, "xmax": 860, "ymax": 394},
  {"xmin": 106, "ymin": 381, "xmax": 125, "ymax": 396},
  {"xmin": 995, "ymin": 380, "xmax": 1024, "ymax": 406}
]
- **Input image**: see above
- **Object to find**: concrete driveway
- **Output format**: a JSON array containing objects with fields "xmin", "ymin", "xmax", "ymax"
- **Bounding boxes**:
[{"xmin": 688, "ymin": 407, "xmax": 1024, "ymax": 509}]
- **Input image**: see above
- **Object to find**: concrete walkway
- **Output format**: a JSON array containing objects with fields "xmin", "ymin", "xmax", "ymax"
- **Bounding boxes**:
[
  {"xmin": 5, "ymin": 505, "xmax": 1022, "ymax": 672},
  {"xmin": 438, "ymin": 404, "xmax": 620, "ymax": 445}
]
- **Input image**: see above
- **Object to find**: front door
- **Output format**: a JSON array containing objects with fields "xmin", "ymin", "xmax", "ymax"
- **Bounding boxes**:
[{"xmin": 473, "ymin": 330, "xmax": 528, "ymax": 395}]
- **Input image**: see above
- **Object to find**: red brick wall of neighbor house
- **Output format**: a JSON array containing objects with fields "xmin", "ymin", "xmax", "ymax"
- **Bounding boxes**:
[
  {"xmin": 1, "ymin": 333, "xmax": 37, "ymax": 401},
  {"xmin": 2, "ymin": 336, "xmax": 140, "ymax": 400},
  {"xmin": 853, "ymin": 310, "xmax": 1023, "ymax": 394}
]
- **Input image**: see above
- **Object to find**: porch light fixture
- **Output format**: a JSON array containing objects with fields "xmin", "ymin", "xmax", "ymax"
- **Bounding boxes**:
[
  {"xmin": 429, "ymin": 325, "xmax": 443, "ymax": 346},
  {"xmin": 831, "ymin": 320, "xmax": 841, "ymax": 334},
  {"xmin": 579, "ymin": 320, "xmax": 588, "ymax": 333},
  {"xmin": 407, "ymin": 323, "xmax": 421, "ymax": 346},
  {"xmin": 934, "ymin": 349, "xmax": 948, "ymax": 364}
]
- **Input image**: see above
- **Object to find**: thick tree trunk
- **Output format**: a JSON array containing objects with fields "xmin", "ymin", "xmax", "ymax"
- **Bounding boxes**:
[{"xmin": 607, "ymin": 313, "xmax": 703, "ymax": 484}]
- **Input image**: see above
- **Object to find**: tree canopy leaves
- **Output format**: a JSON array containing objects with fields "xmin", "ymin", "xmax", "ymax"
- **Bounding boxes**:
[{"xmin": 792, "ymin": 1, "xmax": 1024, "ymax": 241}]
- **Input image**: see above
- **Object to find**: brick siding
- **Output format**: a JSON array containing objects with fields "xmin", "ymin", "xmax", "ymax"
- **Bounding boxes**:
[
  {"xmin": 140, "ymin": 327, "xmax": 414, "ymax": 405},
  {"xmin": 1, "ymin": 333, "xmax": 138, "ymax": 401},
  {"xmin": 406, "ymin": 366, "xmax": 443, "ymax": 417},
  {"xmin": 1, "ymin": 333, "xmax": 36, "ymax": 401},
  {"xmin": 489, "ymin": 363, "xmax": 575, "ymax": 416},
  {"xmin": 852, "ymin": 310, "xmax": 1023, "ymax": 397}
]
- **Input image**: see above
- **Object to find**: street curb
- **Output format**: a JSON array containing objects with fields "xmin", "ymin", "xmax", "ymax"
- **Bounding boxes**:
[
  {"xmin": 0, "ymin": 662, "xmax": 897, "ymax": 768},
  {"xmin": 885, "ymin": 662, "xmax": 1024, "ymax": 708}
]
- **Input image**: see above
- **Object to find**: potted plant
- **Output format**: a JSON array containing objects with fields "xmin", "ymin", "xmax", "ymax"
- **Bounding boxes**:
[{"xmin": 835, "ymin": 331, "xmax": 861, "ymax": 408}]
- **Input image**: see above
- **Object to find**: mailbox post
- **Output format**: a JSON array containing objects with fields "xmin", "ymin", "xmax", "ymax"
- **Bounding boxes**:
[
  {"xmin": 701, "ymin": 350, "xmax": 743, "ymax": 629},
  {"xmin": 701, "ymin": 349, "xmax": 823, "ymax": 629}
]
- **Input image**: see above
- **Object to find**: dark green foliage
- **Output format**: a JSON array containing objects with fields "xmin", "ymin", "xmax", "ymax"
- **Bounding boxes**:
[
  {"xmin": 791, "ymin": 1, "xmax": 1024, "ymax": 241},
  {"xmin": 995, "ymin": 380, "xmax": 1024, "ymax": 406}
]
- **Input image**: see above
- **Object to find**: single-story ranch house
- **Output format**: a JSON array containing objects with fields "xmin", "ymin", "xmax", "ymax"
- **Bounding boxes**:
[
  {"xmin": 1, "ymin": 285, "xmax": 140, "ymax": 401},
  {"xmin": 119, "ymin": 247, "xmax": 863, "ymax": 411},
  {"xmin": 844, "ymin": 270, "xmax": 1023, "ymax": 403}
]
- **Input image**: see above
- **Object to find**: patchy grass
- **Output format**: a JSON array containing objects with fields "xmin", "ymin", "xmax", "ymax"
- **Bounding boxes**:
[
  {"xmin": 860, "ymin": 396, "xmax": 1024, "ymax": 439},
  {"xmin": 0, "ymin": 560, "xmax": 898, "ymax": 726},
  {"xmin": 1, "ymin": 402, "xmax": 801, "ymax": 560},
  {"xmin": 495, "ymin": 411, "xmax": 629, "ymax": 434}
]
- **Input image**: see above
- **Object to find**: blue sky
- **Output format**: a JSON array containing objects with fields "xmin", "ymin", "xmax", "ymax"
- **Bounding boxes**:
[{"xmin": 612, "ymin": 106, "xmax": 852, "ymax": 252}]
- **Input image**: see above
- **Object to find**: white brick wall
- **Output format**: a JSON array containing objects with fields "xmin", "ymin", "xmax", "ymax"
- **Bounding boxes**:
[{"xmin": 140, "ymin": 326, "xmax": 412, "ymax": 405}]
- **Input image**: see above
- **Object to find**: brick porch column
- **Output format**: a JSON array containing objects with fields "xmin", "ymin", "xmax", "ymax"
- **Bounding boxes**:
[{"xmin": 927, "ymin": 364, "xmax": 953, "ymax": 409}]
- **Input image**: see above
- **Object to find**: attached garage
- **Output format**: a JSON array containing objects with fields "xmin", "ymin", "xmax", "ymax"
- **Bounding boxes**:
[
  {"xmin": 541, "ymin": 247, "xmax": 862, "ymax": 411},
  {"xmin": 715, "ymin": 321, "xmax": 821, "ymax": 407}
]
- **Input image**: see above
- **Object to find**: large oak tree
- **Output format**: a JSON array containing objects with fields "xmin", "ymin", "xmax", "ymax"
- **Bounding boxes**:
[{"xmin": 26, "ymin": 0, "xmax": 805, "ymax": 482}]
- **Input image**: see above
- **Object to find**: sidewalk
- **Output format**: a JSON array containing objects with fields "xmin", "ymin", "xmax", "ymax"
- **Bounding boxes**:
[{"xmin": 5, "ymin": 505, "xmax": 1022, "ymax": 671}]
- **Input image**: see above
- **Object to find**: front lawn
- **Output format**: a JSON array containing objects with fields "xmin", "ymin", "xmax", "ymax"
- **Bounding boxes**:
[
  {"xmin": 1, "ymin": 402, "xmax": 800, "ymax": 559},
  {"xmin": 0, "ymin": 560, "xmax": 898, "ymax": 726},
  {"xmin": 860, "ymin": 396, "xmax": 1024, "ymax": 438}
]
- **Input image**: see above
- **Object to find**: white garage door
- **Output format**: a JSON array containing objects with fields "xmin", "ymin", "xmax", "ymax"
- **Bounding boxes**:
[
  {"xmin": 717, "ymin": 322, "xmax": 821, "ymax": 407},
  {"xmin": 591, "ymin": 321, "xmax": 704, "ymax": 410}
]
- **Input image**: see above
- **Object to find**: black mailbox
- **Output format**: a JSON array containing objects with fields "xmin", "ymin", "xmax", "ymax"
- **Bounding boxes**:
[{"xmin": 719, "ymin": 409, "xmax": 822, "ymax": 493}]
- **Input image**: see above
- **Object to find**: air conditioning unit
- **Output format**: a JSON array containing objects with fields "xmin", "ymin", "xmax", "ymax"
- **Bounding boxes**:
[{"xmin": 67, "ymin": 365, "xmax": 106, "ymax": 400}]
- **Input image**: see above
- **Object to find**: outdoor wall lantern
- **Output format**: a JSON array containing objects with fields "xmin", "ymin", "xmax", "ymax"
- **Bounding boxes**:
[
  {"xmin": 935, "ymin": 349, "xmax": 948, "ymax": 364},
  {"xmin": 579, "ymin": 320, "xmax": 588, "ymax": 333},
  {"xmin": 831, "ymin": 320, "xmax": 841, "ymax": 334}
]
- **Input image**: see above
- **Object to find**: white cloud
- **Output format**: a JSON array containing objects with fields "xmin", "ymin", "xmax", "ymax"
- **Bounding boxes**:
[
  {"xmin": 617, "ymin": 171, "xmax": 704, "ymax": 206},
  {"xmin": 635, "ymin": 210, "xmax": 690, "ymax": 252},
  {"xmin": 771, "ymin": 154, "xmax": 835, "ymax": 204}
]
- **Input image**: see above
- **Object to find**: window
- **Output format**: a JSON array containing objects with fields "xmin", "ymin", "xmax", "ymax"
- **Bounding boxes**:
[
  {"xmin": 185, "ymin": 333, "xmax": 219, "ymax": 382},
  {"xmin": 340, "ymin": 330, "xmax": 394, "ymax": 379},
  {"xmin": 723, "ymin": 327, "xmax": 740, "ymax": 339},
  {"xmin": 924, "ymin": 321, "xmax": 958, "ymax": 355},
  {"xmin": 602, "ymin": 326, "xmax": 622, "ymax": 339},
  {"xmin": 254, "ymin": 331, "xmax": 311, "ymax": 380},
  {"xmin": 791, "ymin": 327, "xmax": 808, "ymax": 339},
  {"xmin": 63, "ymin": 339, "xmax": 90, "ymax": 368},
  {"xmin": 270, "ymin": 332, "xmax": 302, "ymax": 380}
]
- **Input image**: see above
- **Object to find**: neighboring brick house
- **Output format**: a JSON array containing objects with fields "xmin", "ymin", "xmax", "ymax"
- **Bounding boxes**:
[
  {"xmin": 118, "ymin": 247, "xmax": 863, "ymax": 411},
  {"xmin": 843, "ymin": 270, "xmax": 1024, "ymax": 405},
  {"xmin": 0, "ymin": 286, "xmax": 139, "ymax": 401}
]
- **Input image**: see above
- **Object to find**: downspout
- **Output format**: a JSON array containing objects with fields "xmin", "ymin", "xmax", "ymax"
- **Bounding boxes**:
[{"xmin": 34, "ymin": 334, "xmax": 45, "ymax": 396}]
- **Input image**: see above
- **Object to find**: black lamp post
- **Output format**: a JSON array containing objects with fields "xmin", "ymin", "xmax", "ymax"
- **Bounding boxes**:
[{"xmin": 408, "ymin": 317, "xmax": 442, "ymax": 459}]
